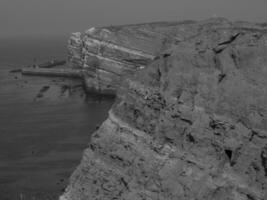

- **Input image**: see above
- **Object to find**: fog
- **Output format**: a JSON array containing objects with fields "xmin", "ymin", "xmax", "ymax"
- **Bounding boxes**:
[{"xmin": 1, "ymin": 0, "xmax": 267, "ymax": 37}]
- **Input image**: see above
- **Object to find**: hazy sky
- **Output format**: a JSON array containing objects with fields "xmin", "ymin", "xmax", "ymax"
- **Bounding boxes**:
[{"xmin": 1, "ymin": 0, "xmax": 267, "ymax": 37}]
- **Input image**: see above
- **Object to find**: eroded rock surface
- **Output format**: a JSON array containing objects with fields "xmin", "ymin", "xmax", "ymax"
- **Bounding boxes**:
[
  {"xmin": 67, "ymin": 21, "xmax": 196, "ymax": 94},
  {"xmin": 61, "ymin": 18, "xmax": 267, "ymax": 200}
]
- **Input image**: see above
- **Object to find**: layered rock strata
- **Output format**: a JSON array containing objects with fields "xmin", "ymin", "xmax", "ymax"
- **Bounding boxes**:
[
  {"xmin": 67, "ymin": 21, "xmax": 196, "ymax": 95},
  {"xmin": 61, "ymin": 18, "xmax": 267, "ymax": 200}
]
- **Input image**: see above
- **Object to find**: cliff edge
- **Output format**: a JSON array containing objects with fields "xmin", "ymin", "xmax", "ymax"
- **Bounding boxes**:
[
  {"xmin": 61, "ymin": 18, "xmax": 267, "ymax": 200},
  {"xmin": 67, "ymin": 21, "xmax": 195, "ymax": 94}
]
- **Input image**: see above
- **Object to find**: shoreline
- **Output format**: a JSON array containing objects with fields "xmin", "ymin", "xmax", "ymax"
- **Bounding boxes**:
[{"xmin": 0, "ymin": 63, "xmax": 115, "ymax": 200}]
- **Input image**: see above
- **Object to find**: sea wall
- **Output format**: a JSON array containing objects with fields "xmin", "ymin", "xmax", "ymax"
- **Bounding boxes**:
[{"xmin": 61, "ymin": 18, "xmax": 267, "ymax": 200}]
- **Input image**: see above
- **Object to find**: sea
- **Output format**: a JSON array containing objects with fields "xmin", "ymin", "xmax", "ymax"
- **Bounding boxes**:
[{"xmin": 0, "ymin": 36, "xmax": 114, "ymax": 200}]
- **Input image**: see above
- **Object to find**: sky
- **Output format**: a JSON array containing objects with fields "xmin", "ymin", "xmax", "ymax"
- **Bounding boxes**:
[{"xmin": 0, "ymin": 0, "xmax": 267, "ymax": 38}]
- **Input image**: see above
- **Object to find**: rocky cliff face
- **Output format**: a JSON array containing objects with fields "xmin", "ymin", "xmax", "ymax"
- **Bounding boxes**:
[
  {"xmin": 61, "ymin": 18, "xmax": 267, "ymax": 200},
  {"xmin": 67, "ymin": 21, "xmax": 196, "ymax": 95}
]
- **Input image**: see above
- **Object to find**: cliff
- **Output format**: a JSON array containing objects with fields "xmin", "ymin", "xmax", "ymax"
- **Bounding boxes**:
[
  {"xmin": 61, "ymin": 18, "xmax": 267, "ymax": 200},
  {"xmin": 67, "ymin": 21, "xmax": 196, "ymax": 95}
]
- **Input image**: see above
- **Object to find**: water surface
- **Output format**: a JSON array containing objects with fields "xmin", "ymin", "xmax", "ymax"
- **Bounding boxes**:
[{"xmin": 0, "ymin": 36, "xmax": 114, "ymax": 200}]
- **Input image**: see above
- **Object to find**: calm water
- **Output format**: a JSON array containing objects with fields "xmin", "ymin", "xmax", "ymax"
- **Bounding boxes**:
[{"xmin": 0, "ymin": 36, "xmax": 114, "ymax": 200}]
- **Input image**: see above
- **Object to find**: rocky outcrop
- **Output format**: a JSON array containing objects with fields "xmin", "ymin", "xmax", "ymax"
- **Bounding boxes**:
[
  {"xmin": 61, "ymin": 18, "xmax": 267, "ymax": 200},
  {"xmin": 67, "ymin": 21, "xmax": 196, "ymax": 95}
]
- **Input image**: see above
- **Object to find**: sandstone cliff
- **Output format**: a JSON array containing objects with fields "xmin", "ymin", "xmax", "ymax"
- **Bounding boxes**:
[{"xmin": 61, "ymin": 18, "xmax": 267, "ymax": 200}]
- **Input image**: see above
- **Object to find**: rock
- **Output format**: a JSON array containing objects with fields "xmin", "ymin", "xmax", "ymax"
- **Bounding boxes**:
[
  {"xmin": 61, "ymin": 18, "xmax": 267, "ymax": 200},
  {"xmin": 35, "ymin": 85, "xmax": 50, "ymax": 99},
  {"xmin": 67, "ymin": 21, "xmax": 197, "ymax": 95}
]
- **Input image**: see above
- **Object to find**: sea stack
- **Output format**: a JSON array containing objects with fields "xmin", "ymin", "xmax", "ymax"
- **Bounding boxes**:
[{"xmin": 61, "ymin": 18, "xmax": 267, "ymax": 200}]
